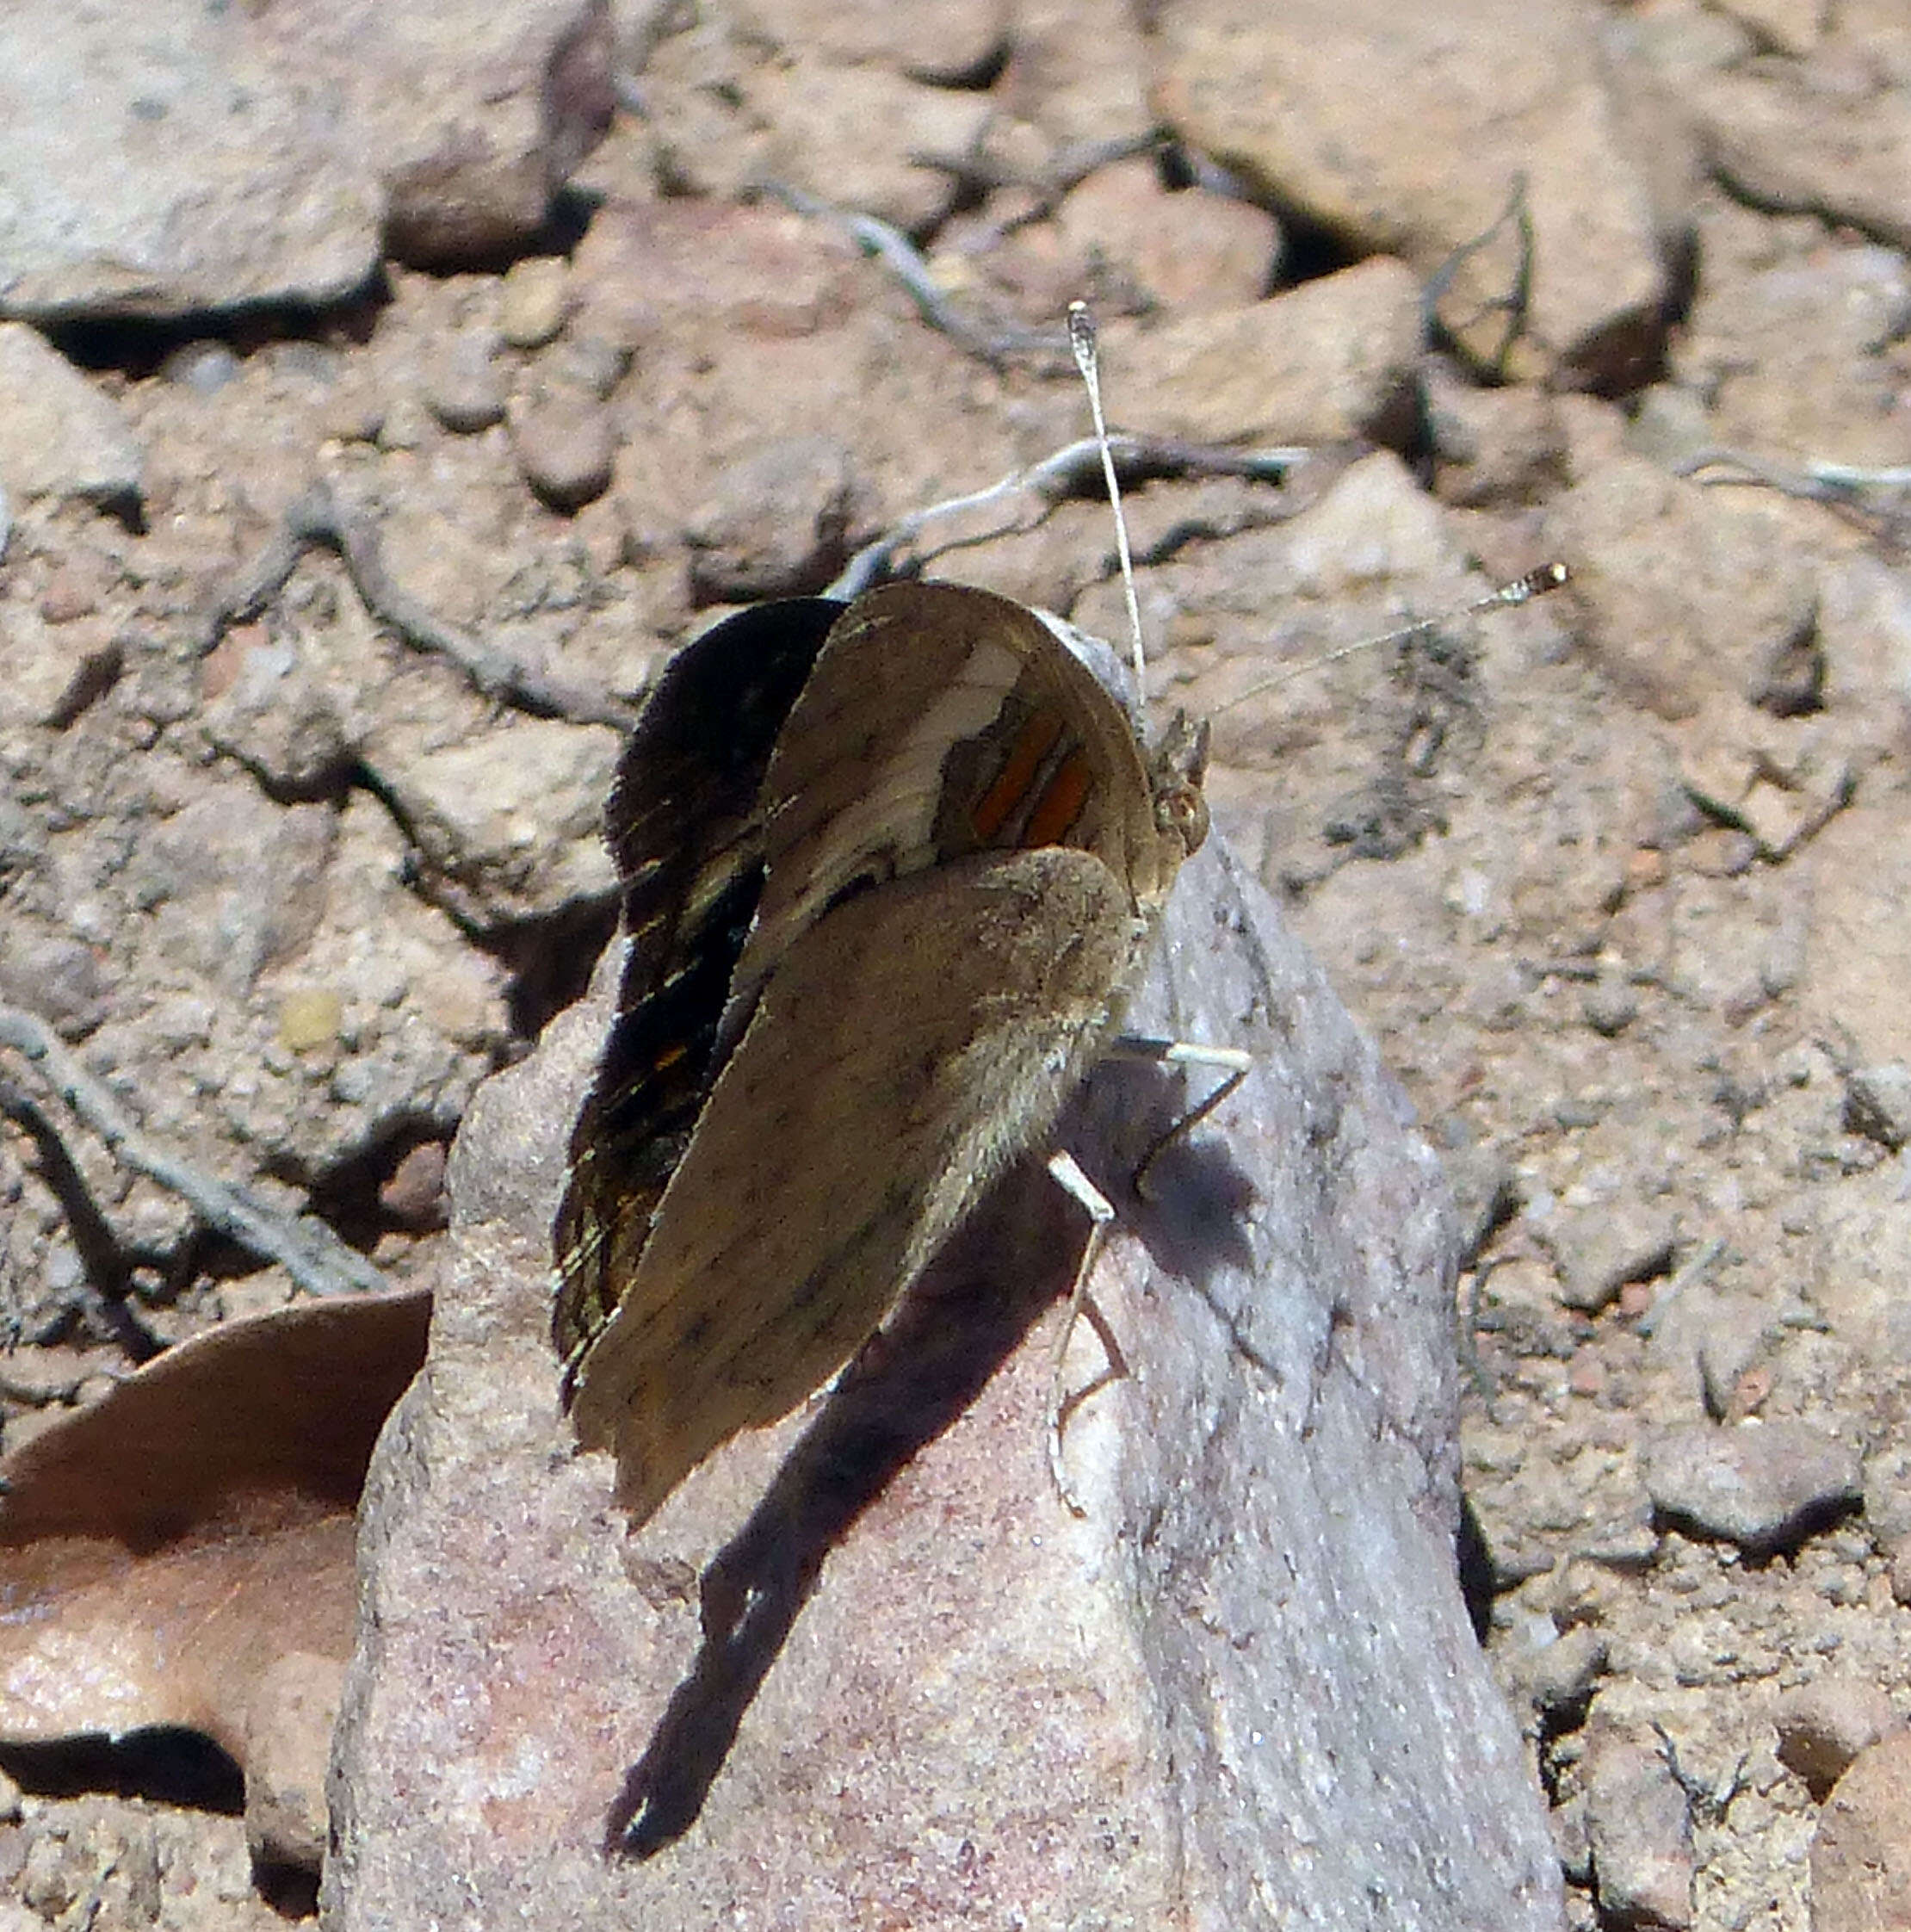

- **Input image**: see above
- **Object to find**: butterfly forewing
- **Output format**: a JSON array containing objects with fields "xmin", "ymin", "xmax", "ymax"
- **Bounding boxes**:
[{"xmin": 723, "ymin": 584, "xmax": 1182, "ymax": 1033}]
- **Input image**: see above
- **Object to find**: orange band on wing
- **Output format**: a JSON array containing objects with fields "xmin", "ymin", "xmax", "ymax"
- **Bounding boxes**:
[
  {"xmin": 969, "ymin": 711, "xmax": 1065, "ymax": 841},
  {"xmin": 1022, "ymin": 748, "xmax": 1093, "ymax": 845}
]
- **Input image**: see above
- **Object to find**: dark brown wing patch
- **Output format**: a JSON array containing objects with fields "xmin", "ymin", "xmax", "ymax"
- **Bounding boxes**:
[{"xmin": 553, "ymin": 599, "xmax": 841, "ymax": 1381}]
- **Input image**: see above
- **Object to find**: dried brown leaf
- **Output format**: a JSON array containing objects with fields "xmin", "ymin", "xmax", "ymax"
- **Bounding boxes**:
[{"xmin": 0, "ymin": 1289, "xmax": 430, "ymax": 1866}]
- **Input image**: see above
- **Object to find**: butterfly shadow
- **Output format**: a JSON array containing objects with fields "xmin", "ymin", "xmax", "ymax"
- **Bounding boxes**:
[{"xmin": 605, "ymin": 1055, "xmax": 1256, "ymax": 1860}]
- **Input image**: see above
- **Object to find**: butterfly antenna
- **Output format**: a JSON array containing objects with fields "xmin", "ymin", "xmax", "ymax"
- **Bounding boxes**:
[
  {"xmin": 1067, "ymin": 301, "xmax": 1147, "ymax": 697},
  {"xmin": 1213, "ymin": 561, "xmax": 1572, "ymax": 718}
]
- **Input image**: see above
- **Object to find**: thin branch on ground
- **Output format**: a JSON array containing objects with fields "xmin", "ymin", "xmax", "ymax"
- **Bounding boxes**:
[
  {"xmin": 761, "ymin": 181, "xmax": 1070, "ymax": 368},
  {"xmin": 0, "ymin": 1078, "xmax": 133, "ymax": 1301},
  {"xmin": 828, "ymin": 433, "xmax": 1314, "ymax": 598},
  {"xmin": 0, "ymin": 1004, "xmax": 388, "ymax": 1300},
  {"xmin": 1673, "ymin": 446, "xmax": 1911, "ymax": 542},
  {"xmin": 906, "ymin": 129, "xmax": 1164, "ymax": 235},
  {"xmin": 195, "ymin": 480, "xmax": 638, "ymax": 730},
  {"xmin": 1424, "ymin": 174, "xmax": 1536, "ymax": 380}
]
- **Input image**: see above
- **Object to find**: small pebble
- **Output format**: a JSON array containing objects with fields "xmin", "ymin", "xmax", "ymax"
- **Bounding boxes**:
[
  {"xmin": 1557, "ymin": 1207, "xmax": 1675, "ymax": 1313},
  {"xmin": 1521, "ymin": 1625, "xmax": 1608, "ymax": 1728},
  {"xmin": 1685, "ymin": 827, "xmax": 1759, "ymax": 877},
  {"xmin": 376, "ymin": 395, "xmax": 433, "ymax": 452},
  {"xmin": 425, "ymin": 331, "xmax": 506, "ymax": 433},
  {"xmin": 1582, "ymin": 971, "xmax": 1639, "ymax": 1037},
  {"xmin": 542, "ymin": 332, "xmax": 632, "ymax": 400},
  {"xmin": 499, "ymin": 257, "xmax": 570, "ymax": 349},
  {"xmin": 161, "ymin": 338, "xmax": 240, "ymax": 393},
  {"xmin": 278, "ymin": 987, "xmax": 344, "ymax": 1053},
  {"xmin": 380, "ymin": 1140, "xmax": 448, "ymax": 1225},
  {"xmin": 684, "ymin": 435, "xmax": 861, "ymax": 601},
  {"xmin": 510, "ymin": 393, "xmax": 616, "ymax": 510},
  {"xmin": 1643, "ymin": 1419, "xmax": 1862, "ymax": 1557},
  {"xmin": 0, "ymin": 932, "xmax": 107, "ymax": 1032}
]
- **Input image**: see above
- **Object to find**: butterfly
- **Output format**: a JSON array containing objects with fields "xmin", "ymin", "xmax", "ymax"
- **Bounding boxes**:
[{"xmin": 551, "ymin": 574, "xmax": 1211, "ymax": 1524}]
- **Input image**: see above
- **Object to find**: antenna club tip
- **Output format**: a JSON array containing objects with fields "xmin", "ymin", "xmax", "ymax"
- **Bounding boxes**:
[
  {"xmin": 1510, "ymin": 561, "xmax": 1571, "ymax": 602},
  {"xmin": 1067, "ymin": 300, "xmax": 1096, "ymax": 369}
]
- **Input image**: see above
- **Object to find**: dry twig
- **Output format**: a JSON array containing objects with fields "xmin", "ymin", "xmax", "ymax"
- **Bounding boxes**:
[
  {"xmin": 762, "ymin": 182, "xmax": 1069, "ymax": 368},
  {"xmin": 828, "ymin": 432, "xmax": 1314, "ymax": 598},
  {"xmin": 196, "ymin": 480, "xmax": 637, "ymax": 730},
  {"xmin": 0, "ymin": 1004, "xmax": 387, "ymax": 1300}
]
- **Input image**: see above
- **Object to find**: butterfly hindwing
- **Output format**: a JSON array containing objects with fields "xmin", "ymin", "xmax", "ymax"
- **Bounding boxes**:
[{"xmin": 566, "ymin": 845, "xmax": 1136, "ymax": 1518}]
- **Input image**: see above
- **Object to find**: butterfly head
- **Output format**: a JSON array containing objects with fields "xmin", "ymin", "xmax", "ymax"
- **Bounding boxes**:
[{"xmin": 1147, "ymin": 709, "xmax": 1210, "ymax": 860}]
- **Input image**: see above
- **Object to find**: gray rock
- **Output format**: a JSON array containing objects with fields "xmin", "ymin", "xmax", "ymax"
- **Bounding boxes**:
[
  {"xmin": 242, "ymin": 1650, "xmax": 346, "ymax": 1874},
  {"xmin": 0, "ymin": 0, "xmax": 611, "ymax": 324},
  {"xmin": 1557, "ymin": 1205, "xmax": 1677, "ymax": 1314},
  {"xmin": 366, "ymin": 714, "xmax": 619, "ymax": 926},
  {"xmin": 1113, "ymin": 259, "xmax": 1424, "ymax": 448},
  {"xmin": 202, "ymin": 634, "xmax": 356, "ymax": 801},
  {"xmin": 509, "ymin": 393, "xmax": 618, "ymax": 512},
  {"xmin": 737, "ymin": 59, "xmax": 994, "ymax": 236},
  {"xmin": 1052, "ymin": 156, "xmax": 1282, "ymax": 313},
  {"xmin": 733, "ymin": 0, "xmax": 1010, "ymax": 85},
  {"xmin": 1693, "ymin": 62, "xmax": 1911, "ymax": 260},
  {"xmin": 158, "ymin": 340, "xmax": 241, "ymax": 395},
  {"xmin": 1151, "ymin": 0, "xmax": 1672, "ymax": 387},
  {"xmin": 498, "ymin": 258, "xmax": 571, "ymax": 351},
  {"xmin": 424, "ymin": 331, "xmax": 507, "ymax": 435},
  {"xmin": 1810, "ymin": 1731, "xmax": 1911, "ymax": 1932},
  {"xmin": 1581, "ymin": 969, "xmax": 1640, "ymax": 1037},
  {"xmin": 0, "ymin": 325, "xmax": 142, "ymax": 512},
  {"xmin": 1503, "ymin": 1623, "xmax": 1609, "ymax": 1734},
  {"xmin": 1643, "ymin": 1419, "xmax": 1862, "ymax": 1557},
  {"xmin": 371, "ymin": 0, "xmax": 614, "ymax": 263},
  {"xmin": 0, "ymin": 934, "xmax": 108, "ymax": 1037},
  {"xmin": 0, "ymin": 4, "xmax": 381, "ymax": 322},
  {"xmin": 324, "ymin": 834, "xmax": 1563, "ymax": 1929},
  {"xmin": 683, "ymin": 436, "xmax": 863, "ymax": 603}
]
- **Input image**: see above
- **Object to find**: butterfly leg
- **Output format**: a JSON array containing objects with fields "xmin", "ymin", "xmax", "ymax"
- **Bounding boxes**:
[
  {"xmin": 1104, "ymin": 1037, "xmax": 1252, "ymax": 1199},
  {"xmin": 1042, "ymin": 1149, "xmax": 1127, "ymax": 1516}
]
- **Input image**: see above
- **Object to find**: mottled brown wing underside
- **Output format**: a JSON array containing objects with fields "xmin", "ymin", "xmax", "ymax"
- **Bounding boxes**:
[
  {"xmin": 554, "ymin": 580, "xmax": 1209, "ymax": 1522},
  {"xmin": 566, "ymin": 849, "xmax": 1136, "ymax": 1520}
]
